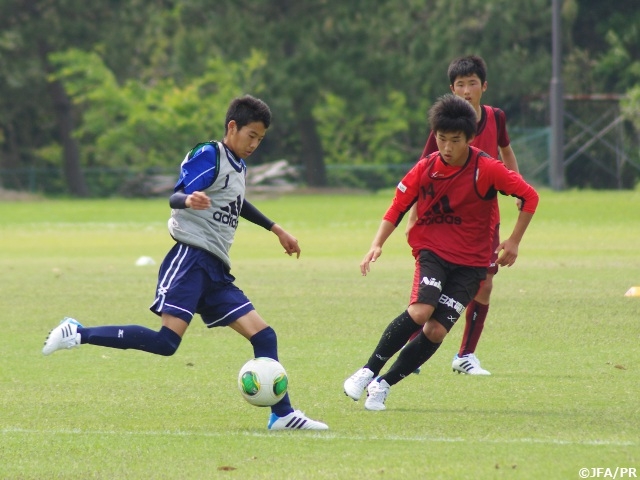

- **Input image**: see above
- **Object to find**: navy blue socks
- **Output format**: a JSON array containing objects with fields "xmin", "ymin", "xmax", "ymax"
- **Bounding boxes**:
[
  {"xmin": 250, "ymin": 327, "xmax": 293, "ymax": 417},
  {"xmin": 250, "ymin": 326, "xmax": 279, "ymax": 360},
  {"xmin": 78, "ymin": 325, "xmax": 182, "ymax": 356}
]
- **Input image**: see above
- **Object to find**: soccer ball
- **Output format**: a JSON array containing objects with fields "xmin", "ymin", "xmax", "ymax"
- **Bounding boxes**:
[{"xmin": 238, "ymin": 357, "xmax": 288, "ymax": 407}]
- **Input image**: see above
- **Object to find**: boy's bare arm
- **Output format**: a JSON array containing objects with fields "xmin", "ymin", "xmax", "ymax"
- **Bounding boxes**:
[
  {"xmin": 500, "ymin": 145, "xmax": 522, "ymax": 208},
  {"xmin": 499, "ymin": 144, "xmax": 519, "ymax": 173},
  {"xmin": 495, "ymin": 211, "xmax": 533, "ymax": 267},
  {"xmin": 271, "ymin": 223, "xmax": 301, "ymax": 258},
  {"xmin": 361, "ymin": 220, "xmax": 396, "ymax": 276}
]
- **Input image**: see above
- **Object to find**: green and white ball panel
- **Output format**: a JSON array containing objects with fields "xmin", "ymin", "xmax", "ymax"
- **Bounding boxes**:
[{"xmin": 238, "ymin": 357, "xmax": 288, "ymax": 407}]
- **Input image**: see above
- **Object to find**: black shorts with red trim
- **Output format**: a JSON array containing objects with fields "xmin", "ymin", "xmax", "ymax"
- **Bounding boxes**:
[{"xmin": 410, "ymin": 250, "xmax": 487, "ymax": 331}]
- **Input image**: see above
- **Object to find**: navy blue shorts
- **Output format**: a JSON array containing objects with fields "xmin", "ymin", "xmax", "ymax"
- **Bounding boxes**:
[
  {"xmin": 149, "ymin": 243, "xmax": 254, "ymax": 327},
  {"xmin": 409, "ymin": 250, "xmax": 486, "ymax": 331}
]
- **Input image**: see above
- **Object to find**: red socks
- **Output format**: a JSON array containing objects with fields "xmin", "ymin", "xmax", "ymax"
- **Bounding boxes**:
[{"xmin": 459, "ymin": 300, "xmax": 489, "ymax": 356}]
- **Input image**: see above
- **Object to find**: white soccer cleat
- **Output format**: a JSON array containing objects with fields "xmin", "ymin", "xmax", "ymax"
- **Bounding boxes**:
[
  {"xmin": 42, "ymin": 317, "xmax": 83, "ymax": 356},
  {"xmin": 364, "ymin": 378, "xmax": 390, "ymax": 411},
  {"xmin": 267, "ymin": 410, "xmax": 329, "ymax": 430},
  {"xmin": 452, "ymin": 353, "xmax": 491, "ymax": 375},
  {"xmin": 343, "ymin": 367, "xmax": 374, "ymax": 401}
]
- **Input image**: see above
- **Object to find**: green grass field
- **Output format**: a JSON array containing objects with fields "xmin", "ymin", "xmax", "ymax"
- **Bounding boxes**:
[{"xmin": 1, "ymin": 189, "xmax": 639, "ymax": 479}]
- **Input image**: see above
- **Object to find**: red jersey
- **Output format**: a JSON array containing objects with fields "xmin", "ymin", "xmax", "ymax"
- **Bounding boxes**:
[{"xmin": 384, "ymin": 146, "xmax": 538, "ymax": 267}]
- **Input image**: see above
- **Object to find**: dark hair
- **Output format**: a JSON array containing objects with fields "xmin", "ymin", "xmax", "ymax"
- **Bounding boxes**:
[
  {"xmin": 428, "ymin": 94, "xmax": 477, "ymax": 140},
  {"xmin": 447, "ymin": 55, "xmax": 487, "ymax": 85},
  {"xmin": 224, "ymin": 95, "xmax": 272, "ymax": 133}
]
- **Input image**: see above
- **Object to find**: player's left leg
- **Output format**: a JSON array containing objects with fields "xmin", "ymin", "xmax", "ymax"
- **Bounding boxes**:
[
  {"xmin": 230, "ymin": 311, "xmax": 328, "ymax": 430},
  {"xmin": 344, "ymin": 307, "xmax": 428, "ymax": 401},
  {"xmin": 365, "ymin": 263, "xmax": 485, "ymax": 411},
  {"xmin": 364, "ymin": 318, "xmax": 448, "ymax": 411},
  {"xmin": 345, "ymin": 250, "xmax": 444, "ymax": 397}
]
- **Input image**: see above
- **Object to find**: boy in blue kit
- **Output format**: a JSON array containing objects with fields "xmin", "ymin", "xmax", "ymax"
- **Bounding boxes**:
[{"xmin": 43, "ymin": 95, "xmax": 328, "ymax": 431}]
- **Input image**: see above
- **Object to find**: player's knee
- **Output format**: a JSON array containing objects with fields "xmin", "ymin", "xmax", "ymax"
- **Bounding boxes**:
[
  {"xmin": 407, "ymin": 303, "xmax": 434, "ymax": 325},
  {"xmin": 480, "ymin": 275, "xmax": 494, "ymax": 291},
  {"xmin": 424, "ymin": 320, "xmax": 447, "ymax": 343},
  {"xmin": 475, "ymin": 278, "xmax": 493, "ymax": 302},
  {"xmin": 155, "ymin": 326, "xmax": 182, "ymax": 356}
]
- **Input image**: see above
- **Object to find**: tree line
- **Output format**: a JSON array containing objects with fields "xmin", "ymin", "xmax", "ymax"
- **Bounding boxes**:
[{"xmin": 1, "ymin": 0, "xmax": 639, "ymax": 196}]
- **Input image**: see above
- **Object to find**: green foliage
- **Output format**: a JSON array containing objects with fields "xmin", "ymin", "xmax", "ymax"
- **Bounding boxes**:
[
  {"xmin": 572, "ymin": 0, "xmax": 640, "ymax": 92},
  {"xmin": 48, "ymin": 49, "xmax": 267, "ymax": 169},
  {"xmin": 385, "ymin": 0, "xmax": 553, "ymax": 112},
  {"xmin": 595, "ymin": 28, "xmax": 640, "ymax": 92},
  {"xmin": 314, "ymin": 90, "xmax": 410, "ymax": 166},
  {"xmin": 621, "ymin": 86, "xmax": 640, "ymax": 130},
  {"xmin": 314, "ymin": 90, "xmax": 414, "ymax": 189},
  {"xmin": 0, "ymin": 191, "xmax": 639, "ymax": 479},
  {"xmin": 2, "ymin": 0, "xmax": 640, "ymax": 192}
]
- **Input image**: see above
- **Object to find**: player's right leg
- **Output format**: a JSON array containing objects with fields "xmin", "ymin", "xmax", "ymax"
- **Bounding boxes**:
[
  {"xmin": 42, "ymin": 317, "xmax": 83, "ymax": 355},
  {"xmin": 453, "ymin": 224, "xmax": 500, "ymax": 374},
  {"xmin": 43, "ymin": 243, "xmax": 200, "ymax": 357},
  {"xmin": 452, "ymin": 352, "xmax": 490, "ymax": 375},
  {"xmin": 453, "ymin": 275, "xmax": 493, "ymax": 375}
]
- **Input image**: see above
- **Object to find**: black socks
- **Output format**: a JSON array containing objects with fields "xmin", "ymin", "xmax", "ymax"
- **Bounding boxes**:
[
  {"xmin": 366, "ymin": 310, "xmax": 421, "ymax": 375},
  {"xmin": 381, "ymin": 332, "xmax": 442, "ymax": 386}
]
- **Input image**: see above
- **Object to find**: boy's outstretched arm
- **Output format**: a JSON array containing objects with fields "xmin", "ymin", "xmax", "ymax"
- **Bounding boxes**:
[
  {"xmin": 240, "ymin": 200, "xmax": 300, "ymax": 258},
  {"xmin": 499, "ymin": 145, "xmax": 523, "ymax": 209},
  {"xmin": 495, "ymin": 211, "xmax": 533, "ymax": 267},
  {"xmin": 361, "ymin": 220, "xmax": 396, "ymax": 276},
  {"xmin": 499, "ymin": 145, "xmax": 519, "ymax": 173},
  {"xmin": 271, "ymin": 223, "xmax": 301, "ymax": 258}
]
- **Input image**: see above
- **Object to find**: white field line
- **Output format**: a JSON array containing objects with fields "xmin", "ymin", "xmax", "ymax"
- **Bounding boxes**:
[{"xmin": 1, "ymin": 428, "xmax": 636, "ymax": 447}]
